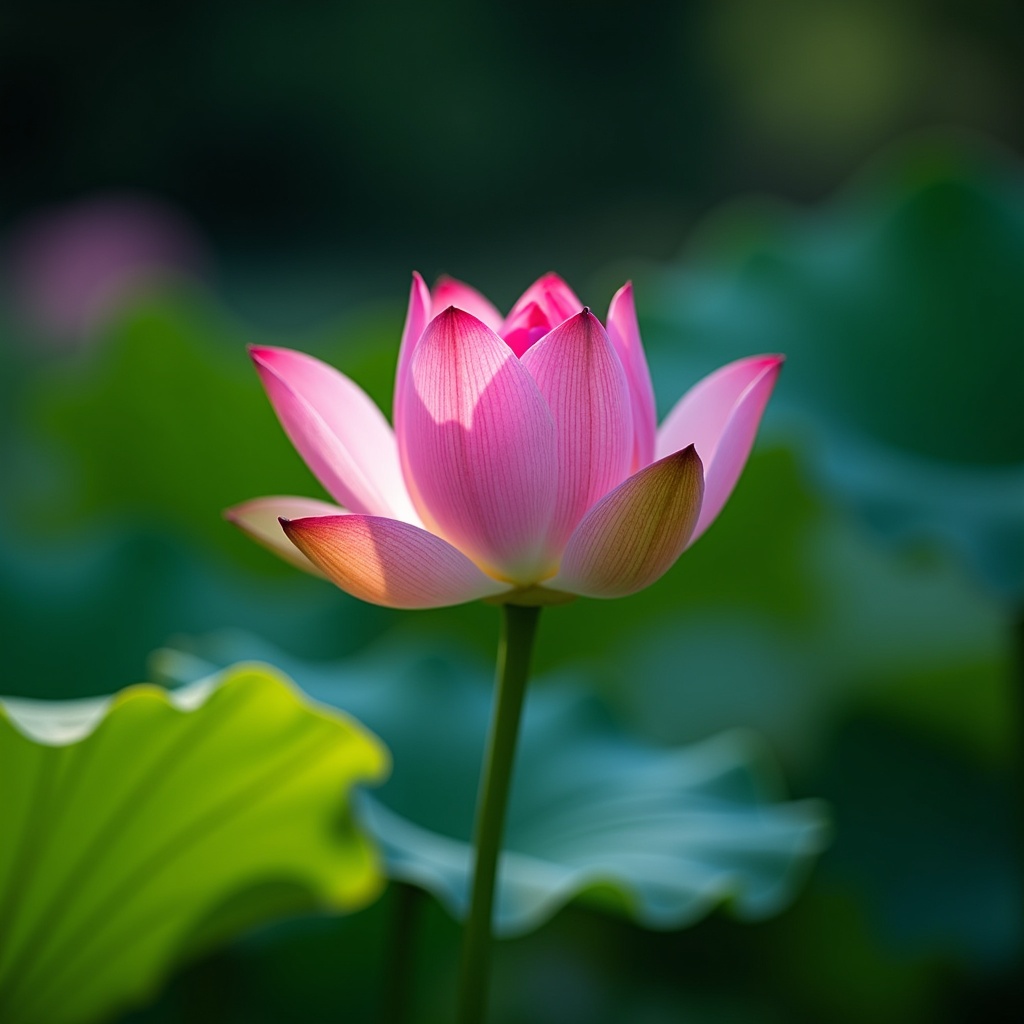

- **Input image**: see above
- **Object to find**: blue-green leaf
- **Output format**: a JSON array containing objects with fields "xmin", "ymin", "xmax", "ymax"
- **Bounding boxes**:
[
  {"xmin": 648, "ymin": 133, "xmax": 1024, "ymax": 600},
  {"xmin": 155, "ymin": 635, "xmax": 828, "ymax": 938}
]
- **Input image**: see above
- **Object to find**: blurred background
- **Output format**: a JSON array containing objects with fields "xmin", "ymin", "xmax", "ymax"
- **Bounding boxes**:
[{"xmin": 2, "ymin": 1, "xmax": 1022, "ymax": 1021}]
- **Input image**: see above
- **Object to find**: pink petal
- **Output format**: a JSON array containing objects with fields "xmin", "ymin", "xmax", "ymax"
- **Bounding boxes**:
[
  {"xmin": 224, "ymin": 496, "xmax": 345, "ymax": 575},
  {"xmin": 430, "ymin": 276, "xmax": 503, "ymax": 331},
  {"xmin": 282, "ymin": 514, "xmax": 510, "ymax": 609},
  {"xmin": 500, "ymin": 300, "xmax": 557, "ymax": 358},
  {"xmin": 500, "ymin": 273, "xmax": 583, "ymax": 355},
  {"xmin": 606, "ymin": 282, "xmax": 657, "ymax": 471},
  {"xmin": 399, "ymin": 307, "xmax": 558, "ymax": 583},
  {"xmin": 393, "ymin": 271, "xmax": 433, "ymax": 431},
  {"xmin": 520, "ymin": 309, "xmax": 633, "ymax": 550},
  {"xmin": 656, "ymin": 356, "xmax": 783, "ymax": 543},
  {"xmin": 251, "ymin": 345, "xmax": 419, "ymax": 523},
  {"xmin": 550, "ymin": 445, "xmax": 704, "ymax": 598}
]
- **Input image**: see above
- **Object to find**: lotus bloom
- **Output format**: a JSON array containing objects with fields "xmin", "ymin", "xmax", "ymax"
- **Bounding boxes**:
[{"xmin": 227, "ymin": 274, "xmax": 781, "ymax": 609}]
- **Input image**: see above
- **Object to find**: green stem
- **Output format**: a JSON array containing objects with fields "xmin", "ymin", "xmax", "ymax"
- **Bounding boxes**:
[
  {"xmin": 380, "ymin": 883, "xmax": 422, "ymax": 1024},
  {"xmin": 1014, "ymin": 609, "xmax": 1024, "ymax": 974},
  {"xmin": 456, "ymin": 603, "xmax": 541, "ymax": 1024}
]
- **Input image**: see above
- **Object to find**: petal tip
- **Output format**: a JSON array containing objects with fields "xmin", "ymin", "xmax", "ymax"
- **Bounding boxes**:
[
  {"xmin": 663, "ymin": 441, "xmax": 704, "ymax": 479},
  {"xmin": 568, "ymin": 307, "xmax": 605, "ymax": 335},
  {"xmin": 527, "ymin": 270, "xmax": 575, "ymax": 296},
  {"xmin": 433, "ymin": 304, "xmax": 489, "ymax": 332},
  {"xmin": 609, "ymin": 280, "xmax": 636, "ymax": 311},
  {"xmin": 756, "ymin": 354, "xmax": 786, "ymax": 384},
  {"xmin": 408, "ymin": 271, "xmax": 430, "ymax": 308},
  {"xmin": 248, "ymin": 344, "xmax": 283, "ymax": 369}
]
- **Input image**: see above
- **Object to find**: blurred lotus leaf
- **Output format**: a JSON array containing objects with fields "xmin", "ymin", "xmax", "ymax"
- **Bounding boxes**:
[
  {"xmin": 0, "ymin": 664, "xmax": 389, "ymax": 1024},
  {"xmin": 818, "ymin": 716, "xmax": 1019, "ymax": 969},
  {"xmin": 648, "ymin": 134, "xmax": 1024, "ymax": 600},
  {"xmin": 20, "ymin": 288, "xmax": 400, "ymax": 573},
  {"xmin": 154, "ymin": 634, "xmax": 829, "ymax": 938},
  {"xmin": 0, "ymin": 522, "xmax": 388, "ymax": 701}
]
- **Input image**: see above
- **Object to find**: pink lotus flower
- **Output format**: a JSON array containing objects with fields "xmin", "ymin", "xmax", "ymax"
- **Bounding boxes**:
[{"xmin": 227, "ymin": 274, "xmax": 781, "ymax": 609}]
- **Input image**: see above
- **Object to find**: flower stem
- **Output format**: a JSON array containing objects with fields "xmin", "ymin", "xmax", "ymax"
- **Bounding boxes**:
[
  {"xmin": 1014, "ymin": 608, "xmax": 1024, "ymax": 969},
  {"xmin": 456, "ymin": 603, "xmax": 541, "ymax": 1024},
  {"xmin": 379, "ymin": 883, "xmax": 422, "ymax": 1024}
]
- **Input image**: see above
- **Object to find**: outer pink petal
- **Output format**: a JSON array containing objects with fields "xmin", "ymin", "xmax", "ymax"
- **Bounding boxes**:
[
  {"xmin": 399, "ymin": 307, "xmax": 558, "ymax": 583},
  {"xmin": 656, "ymin": 356, "xmax": 783, "ymax": 543},
  {"xmin": 393, "ymin": 271, "xmax": 433, "ymax": 431},
  {"xmin": 520, "ymin": 309, "xmax": 633, "ymax": 550},
  {"xmin": 281, "ymin": 514, "xmax": 511, "ymax": 609},
  {"xmin": 549, "ymin": 446, "xmax": 704, "ymax": 598},
  {"xmin": 500, "ymin": 272, "xmax": 583, "ymax": 354},
  {"xmin": 430, "ymin": 276, "xmax": 503, "ymax": 331},
  {"xmin": 606, "ymin": 282, "xmax": 657, "ymax": 471},
  {"xmin": 251, "ymin": 345, "xmax": 419, "ymax": 523},
  {"xmin": 224, "ymin": 496, "xmax": 344, "ymax": 575}
]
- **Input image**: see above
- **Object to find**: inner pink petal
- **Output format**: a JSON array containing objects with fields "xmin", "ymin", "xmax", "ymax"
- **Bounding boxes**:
[
  {"xmin": 429, "ymin": 276, "xmax": 503, "ymax": 332},
  {"xmin": 606, "ymin": 282, "xmax": 657, "ymax": 472},
  {"xmin": 500, "ymin": 273, "xmax": 584, "ymax": 356},
  {"xmin": 501, "ymin": 301, "xmax": 558, "ymax": 357}
]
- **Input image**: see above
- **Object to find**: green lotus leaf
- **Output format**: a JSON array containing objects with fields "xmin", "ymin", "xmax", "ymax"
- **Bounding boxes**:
[
  {"xmin": 154, "ymin": 635, "xmax": 828, "ymax": 939},
  {"xmin": 0, "ymin": 663, "xmax": 389, "ymax": 1024},
  {"xmin": 819, "ymin": 716, "xmax": 1018, "ymax": 968},
  {"xmin": 18, "ymin": 286, "xmax": 400, "ymax": 574},
  {"xmin": 646, "ymin": 133, "xmax": 1024, "ymax": 600},
  {"xmin": 0, "ymin": 522, "xmax": 387, "ymax": 701}
]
